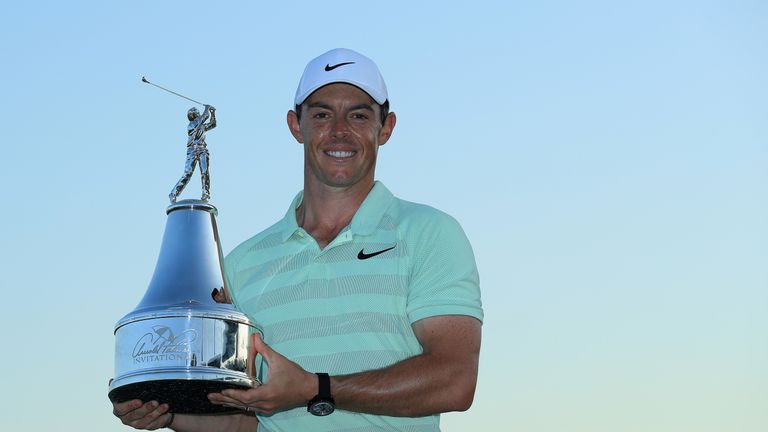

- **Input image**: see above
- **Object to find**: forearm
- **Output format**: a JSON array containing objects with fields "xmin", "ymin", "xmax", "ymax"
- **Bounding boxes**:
[
  {"xmin": 332, "ymin": 351, "xmax": 477, "ymax": 417},
  {"xmin": 169, "ymin": 413, "xmax": 256, "ymax": 432}
]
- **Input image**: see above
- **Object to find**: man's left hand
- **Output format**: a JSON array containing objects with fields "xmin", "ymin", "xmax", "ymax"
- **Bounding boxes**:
[{"xmin": 208, "ymin": 333, "xmax": 316, "ymax": 415}]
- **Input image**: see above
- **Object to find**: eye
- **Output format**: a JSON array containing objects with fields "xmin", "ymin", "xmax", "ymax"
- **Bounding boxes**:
[
  {"xmin": 351, "ymin": 112, "xmax": 369, "ymax": 120},
  {"xmin": 313, "ymin": 112, "xmax": 330, "ymax": 119}
]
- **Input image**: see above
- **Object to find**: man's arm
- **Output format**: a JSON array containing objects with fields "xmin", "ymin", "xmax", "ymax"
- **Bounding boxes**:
[
  {"xmin": 208, "ymin": 314, "xmax": 481, "ymax": 417},
  {"xmin": 112, "ymin": 399, "xmax": 257, "ymax": 431},
  {"xmin": 333, "ymin": 314, "xmax": 481, "ymax": 416},
  {"xmin": 204, "ymin": 105, "xmax": 216, "ymax": 131}
]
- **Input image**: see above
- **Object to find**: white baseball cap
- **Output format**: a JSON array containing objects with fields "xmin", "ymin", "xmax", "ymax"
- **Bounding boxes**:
[{"xmin": 294, "ymin": 48, "xmax": 388, "ymax": 106}]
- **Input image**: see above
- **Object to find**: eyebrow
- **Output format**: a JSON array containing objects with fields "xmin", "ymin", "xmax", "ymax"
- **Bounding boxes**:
[
  {"xmin": 306, "ymin": 102, "xmax": 374, "ymax": 112},
  {"xmin": 307, "ymin": 102, "xmax": 332, "ymax": 110},
  {"xmin": 349, "ymin": 103, "xmax": 374, "ymax": 112}
]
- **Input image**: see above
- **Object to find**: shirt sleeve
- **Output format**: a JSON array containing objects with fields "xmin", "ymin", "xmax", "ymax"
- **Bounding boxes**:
[
  {"xmin": 406, "ymin": 211, "xmax": 483, "ymax": 324},
  {"xmin": 223, "ymin": 253, "xmax": 246, "ymax": 314}
]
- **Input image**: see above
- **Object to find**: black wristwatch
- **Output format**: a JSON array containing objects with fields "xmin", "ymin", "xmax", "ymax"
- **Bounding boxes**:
[{"xmin": 307, "ymin": 372, "xmax": 336, "ymax": 416}]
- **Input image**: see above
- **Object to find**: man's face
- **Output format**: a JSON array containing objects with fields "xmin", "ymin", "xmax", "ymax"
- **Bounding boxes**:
[{"xmin": 288, "ymin": 83, "xmax": 395, "ymax": 190}]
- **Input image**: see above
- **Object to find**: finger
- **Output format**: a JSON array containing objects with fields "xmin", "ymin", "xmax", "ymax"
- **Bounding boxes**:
[
  {"xmin": 247, "ymin": 334, "xmax": 257, "ymax": 377},
  {"xmin": 136, "ymin": 404, "xmax": 169, "ymax": 430},
  {"xmin": 251, "ymin": 333, "xmax": 275, "ymax": 362},
  {"xmin": 112, "ymin": 399, "xmax": 143, "ymax": 417},
  {"xmin": 143, "ymin": 411, "xmax": 173, "ymax": 431},
  {"xmin": 210, "ymin": 390, "xmax": 272, "ymax": 415},
  {"xmin": 215, "ymin": 401, "xmax": 251, "ymax": 412},
  {"xmin": 208, "ymin": 393, "xmax": 252, "ymax": 412},
  {"xmin": 209, "ymin": 390, "xmax": 250, "ymax": 405},
  {"xmin": 120, "ymin": 400, "xmax": 160, "ymax": 424},
  {"xmin": 128, "ymin": 402, "xmax": 169, "ymax": 429}
]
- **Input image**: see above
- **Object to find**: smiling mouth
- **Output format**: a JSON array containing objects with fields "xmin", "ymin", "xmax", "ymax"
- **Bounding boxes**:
[{"xmin": 325, "ymin": 150, "xmax": 356, "ymax": 158}]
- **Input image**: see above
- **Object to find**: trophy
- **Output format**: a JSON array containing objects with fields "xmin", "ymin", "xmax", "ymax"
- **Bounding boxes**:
[{"xmin": 108, "ymin": 78, "xmax": 258, "ymax": 414}]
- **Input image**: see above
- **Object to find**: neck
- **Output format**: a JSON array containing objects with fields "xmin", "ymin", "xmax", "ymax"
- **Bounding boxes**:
[{"xmin": 297, "ymin": 179, "xmax": 374, "ymax": 248}]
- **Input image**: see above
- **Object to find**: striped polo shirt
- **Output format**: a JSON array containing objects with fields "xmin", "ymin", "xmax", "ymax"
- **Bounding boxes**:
[{"xmin": 225, "ymin": 181, "xmax": 483, "ymax": 432}]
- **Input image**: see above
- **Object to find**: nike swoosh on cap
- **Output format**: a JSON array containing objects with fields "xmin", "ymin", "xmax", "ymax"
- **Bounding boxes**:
[{"xmin": 325, "ymin": 62, "xmax": 355, "ymax": 71}]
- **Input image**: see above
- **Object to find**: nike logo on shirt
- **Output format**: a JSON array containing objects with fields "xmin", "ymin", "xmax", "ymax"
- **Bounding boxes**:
[{"xmin": 357, "ymin": 245, "xmax": 396, "ymax": 260}]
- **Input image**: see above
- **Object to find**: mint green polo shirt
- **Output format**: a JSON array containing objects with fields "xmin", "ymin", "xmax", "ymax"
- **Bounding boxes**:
[{"xmin": 225, "ymin": 181, "xmax": 483, "ymax": 432}]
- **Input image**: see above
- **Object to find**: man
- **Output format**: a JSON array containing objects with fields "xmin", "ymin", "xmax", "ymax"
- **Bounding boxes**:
[
  {"xmin": 113, "ymin": 48, "xmax": 483, "ymax": 431},
  {"xmin": 169, "ymin": 104, "xmax": 216, "ymax": 203}
]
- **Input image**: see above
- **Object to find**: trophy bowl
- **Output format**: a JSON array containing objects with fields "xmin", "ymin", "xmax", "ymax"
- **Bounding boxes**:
[{"xmin": 109, "ymin": 200, "xmax": 258, "ymax": 414}]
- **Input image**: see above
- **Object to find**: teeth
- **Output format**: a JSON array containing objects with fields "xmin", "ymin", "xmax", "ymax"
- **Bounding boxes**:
[{"xmin": 327, "ymin": 151, "xmax": 354, "ymax": 158}]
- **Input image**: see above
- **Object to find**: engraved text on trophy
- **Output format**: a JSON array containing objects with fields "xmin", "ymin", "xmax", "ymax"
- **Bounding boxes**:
[{"xmin": 131, "ymin": 326, "xmax": 197, "ymax": 365}]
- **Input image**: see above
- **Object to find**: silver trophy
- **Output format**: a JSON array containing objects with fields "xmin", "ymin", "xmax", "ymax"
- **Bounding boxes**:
[{"xmin": 108, "ymin": 79, "xmax": 258, "ymax": 414}]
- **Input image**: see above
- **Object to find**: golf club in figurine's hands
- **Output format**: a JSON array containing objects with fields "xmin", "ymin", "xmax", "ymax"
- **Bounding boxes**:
[{"xmin": 108, "ymin": 78, "xmax": 258, "ymax": 414}]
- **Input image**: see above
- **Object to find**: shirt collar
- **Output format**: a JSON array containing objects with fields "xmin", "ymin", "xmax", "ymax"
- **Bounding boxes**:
[
  {"xmin": 279, "ymin": 181, "xmax": 394, "ymax": 242},
  {"xmin": 350, "ymin": 181, "xmax": 394, "ymax": 236},
  {"xmin": 279, "ymin": 189, "xmax": 305, "ymax": 242}
]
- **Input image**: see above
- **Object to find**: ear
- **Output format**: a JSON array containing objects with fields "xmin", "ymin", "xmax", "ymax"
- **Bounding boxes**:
[
  {"xmin": 287, "ymin": 110, "xmax": 304, "ymax": 143},
  {"xmin": 378, "ymin": 112, "xmax": 397, "ymax": 146}
]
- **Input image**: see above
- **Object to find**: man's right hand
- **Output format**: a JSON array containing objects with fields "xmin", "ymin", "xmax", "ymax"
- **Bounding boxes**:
[{"xmin": 112, "ymin": 399, "xmax": 174, "ymax": 430}]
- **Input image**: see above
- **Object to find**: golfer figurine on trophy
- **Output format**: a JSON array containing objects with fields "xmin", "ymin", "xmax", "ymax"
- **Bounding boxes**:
[{"xmin": 170, "ymin": 104, "xmax": 216, "ymax": 203}]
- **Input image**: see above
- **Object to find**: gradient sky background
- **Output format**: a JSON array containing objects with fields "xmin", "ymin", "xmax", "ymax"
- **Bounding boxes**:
[{"xmin": 1, "ymin": 1, "xmax": 766, "ymax": 431}]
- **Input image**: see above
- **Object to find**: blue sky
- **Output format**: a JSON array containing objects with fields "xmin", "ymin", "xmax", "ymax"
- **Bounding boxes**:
[{"xmin": 1, "ymin": 1, "xmax": 766, "ymax": 431}]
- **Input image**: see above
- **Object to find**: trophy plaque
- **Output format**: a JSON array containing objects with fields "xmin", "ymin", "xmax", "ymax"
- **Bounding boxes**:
[{"xmin": 109, "ymin": 80, "xmax": 257, "ymax": 414}]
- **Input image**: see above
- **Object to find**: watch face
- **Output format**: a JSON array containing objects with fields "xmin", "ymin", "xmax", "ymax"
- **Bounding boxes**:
[{"xmin": 310, "ymin": 400, "xmax": 335, "ymax": 416}]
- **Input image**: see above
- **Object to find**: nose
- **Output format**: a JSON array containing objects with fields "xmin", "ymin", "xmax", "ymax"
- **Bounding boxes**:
[{"xmin": 331, "ymin": 116, "xmax": 350, "ymax": 138}]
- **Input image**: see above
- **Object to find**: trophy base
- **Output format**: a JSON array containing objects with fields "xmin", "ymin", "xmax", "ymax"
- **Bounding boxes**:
[{"xmin": 108, "ymin": 379, "xmax": 253, "ymax": 414}]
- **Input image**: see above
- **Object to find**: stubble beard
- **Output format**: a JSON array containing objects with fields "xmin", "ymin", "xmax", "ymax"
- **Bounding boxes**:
[{"xmin": 306, "ymin": 144, "xmax": 379, "ymax": 190}]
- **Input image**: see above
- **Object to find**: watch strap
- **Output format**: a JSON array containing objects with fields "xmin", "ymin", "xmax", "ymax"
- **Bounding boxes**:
[{"xmin": 316, "ymin": 372, "xmax": 331, "ymax": 398}]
